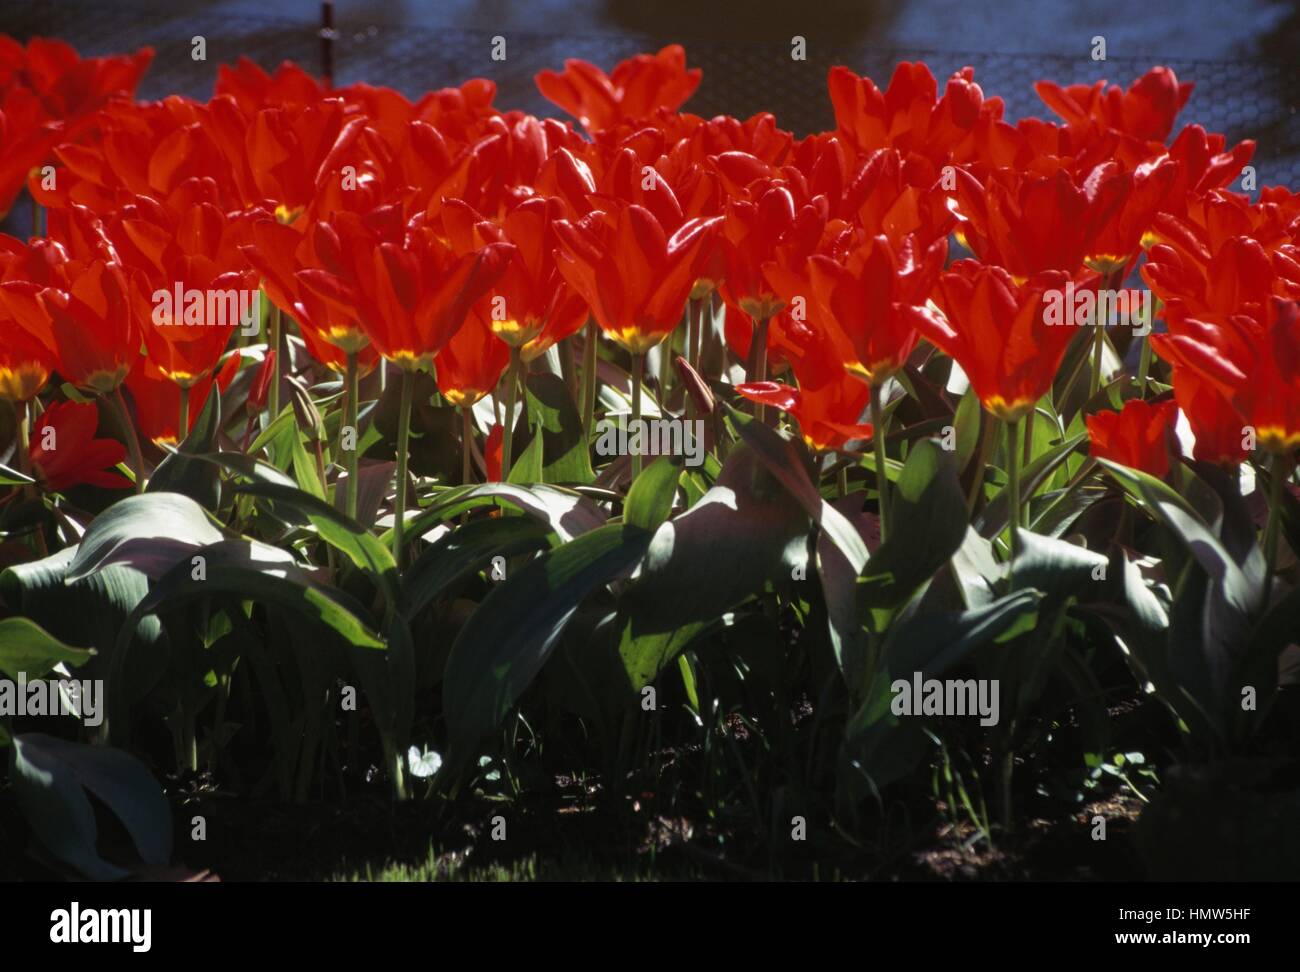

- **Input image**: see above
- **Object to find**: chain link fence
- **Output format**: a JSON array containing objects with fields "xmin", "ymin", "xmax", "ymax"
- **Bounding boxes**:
[{"xmin": 5, "ymin": 0, "xmax": 1297, "ymax": 186}]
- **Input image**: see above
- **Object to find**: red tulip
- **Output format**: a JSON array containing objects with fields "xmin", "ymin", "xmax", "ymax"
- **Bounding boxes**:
[
  {"xmin": 554, "ymin": 203, "xmax": 720, "ymax": 354},
  {"xmin": 767, "ymin": 231, "xmax": 946, "ymax": 385},
  {"xmin": 0, "ymin": 37, "xmax": 153, "ymax": 218},
  {"xmin": 125, "ymin": 350, "xmax": 242, "ymax": 445},
  {"xmin": 917, "ymin": 261, "xmax": 1076, "ymax": 422},
  {"xmin": 27, "ymin": 399, "xmax": 130, "ymax": 491},
  {"xmin": 298, "ymin": 203, "xmax": 513, "ymax": 369},
  {"xmin": 104, "ymin": 186, "xmax": 259, "ymax": 386},
  {"xmin": 827, "ymin": 62, "xmax": 1003, "ymax": 180},
  {"xmin": 434, "ymin": 306, "xmax": 510, "ymax": 407},
  {"xmin": 0, "ymin": 225, "xmax": 136, "ymax": 394},
  {"xmin": 736, "ymin": 316, "xmax": 873, "ymax": 452},
  {"xmin": 1035, "ymin": 67, "xmax": 1192, "ymax": 145},
  {"xmin": 1087, "ymin": 398, "xmax": 1179, "ymax": 478},
  {"xmin": 536, "ymin": 45, "xmax": 700, "ymax": 133}
]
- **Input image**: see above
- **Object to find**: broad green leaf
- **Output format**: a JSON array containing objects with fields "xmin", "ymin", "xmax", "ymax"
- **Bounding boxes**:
[
  {"xmin": 10, "ymin": 733, "xmax": 171, "ymax": 880},
  {"xmin": 878, "ymin": 588, "xmax": 1043, "ymax": 685},
  {"xmin": 232, "ymin": 481, "xmax": 400, "ymax": 608},
  {"xmin": 1009, "ymin": 530, "xmax": 1109, "ymax": 600},
  {"xmin": 623, "ymin": 456, "xmax": 680, "ymax": 530},
  {"xmin": 403, "ymin": 516, "xmax": 554, "ymax": 620},
  {"xmin": 953, "ymin": 387, "xmax": 981, "ymax": 473},
  {"xmin": 0, "ymin": 547, "xmax": 167, "ymax": 701},
  {"xmin": 524, "ymin": 372, "xmax": 596, "ymax": 485},
  {"xmin": 66, "ymin": 492, "xmax": 224, "ymax": 582},
  {"xmin": 147, "ymin": 383, "xmax": 223, "ymax": 509},
  {"xmin": 0, "ymin": 618, "xmax": 95, "ymax": 679},
  {"xmin": 977, "ymin": 432, "xmax": 1086, "ymax": 539},
  {"xmin": 859, "ymin": 438, "xmax": 967, "ymax": 628},
  {"xmin": 443, "ymin": 522, "xmax": 652, "ymax": 761},
  {"xmin": 506, "ymin": 427, "xmax": 544, "ymax": 484},
  {"xmin": 387, "ymin": 481, "xmax": 605, "ymax": 546},
  {"xmin": 724, "ymin": 403, "xmax": 868, "ymax": 573}
]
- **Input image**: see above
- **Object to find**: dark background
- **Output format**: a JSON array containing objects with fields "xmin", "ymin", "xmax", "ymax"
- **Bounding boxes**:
[{"xmin": 3, "ymin": 0, "xmax": 1298, "ymax": 184}]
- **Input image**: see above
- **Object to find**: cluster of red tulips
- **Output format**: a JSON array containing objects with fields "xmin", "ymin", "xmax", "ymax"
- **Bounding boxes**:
[{"xmin": 0, "ymin": 35, "xmax": 1296, "ymax": 555}]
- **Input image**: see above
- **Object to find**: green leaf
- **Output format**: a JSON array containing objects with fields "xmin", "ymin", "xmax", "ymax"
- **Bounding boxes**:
[
  {"xmin": 403, "ymin": 516, "xmax": 554, "ymax": 621},
  {"xmin": 0, "ymin": 461, "xmax": 35, "ymax": 486},
  {"xmin": 623, "ymin": 456, "xmax": 680, "ymax": 530},
  {"xmin": 977, "ymin": 432, "xmax": 1086, "ymax": 539},
  {"xmin": 1100, "ymin": 459, "xmax": 1261, "ymax": 618},
  {"xmin": 1009, "ymin": 530, "xmax": 1109, "ymax": 601},
  {"xmin": 879, "ymin": 588, "xmax": 1043, "ymax": 683},
  {"xmin": 524, "ymin": 372, "xmax": 596, "ymax": 485},
  {"xmin": 443, "ymin": 522, "xmax": 652, "ymax": 761},
  {"xmin": 953, "ymin": 387, "xmax": 981, "ymax": 474},
  {"xmin": 615, "ymin": 444, "xmax": 808, "ymax": 690},
  {"xmin": 724, "ymin": 403, "xmax": 867, "ymax": 571},
  {"xmin": 0, "ymin": 618, "xmax": 95, "ymax": 679},
  {"xmin": 147, "ymin": 384, "xmax": 223, "ymax": 509},
  {"xmin": 388, "ymin": 481, "xmax": 605, "ymax": 547},
  {"xmin": 506, "ymin": 426, "xmax": 544, "ymax": 484},
  {"xmin": 232, "ymin": 482, "xmax": 400, "ymax": 609},
  {"xmin": 113, "ymin": 537, "xmax": 384, "ymax": 727},
  {"xmin": 859, "ymin": 437, "xmax": 967, "ymax": 628},
  {"xmin": 0, "ymin": 547, "xmax": 167, "ymax": 702},
  {"xmin": 66, "ymin": 492, "xmax": 225, "ymax": 582},
  {"xmin": 10, "ymin": 733, "xmax": 171, "ymax": 880}
]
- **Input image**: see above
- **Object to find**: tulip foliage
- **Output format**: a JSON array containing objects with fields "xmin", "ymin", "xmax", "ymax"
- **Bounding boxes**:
[{"xmin": 1, "ymin": 35, "xmax": 1298, "ymax": 875}]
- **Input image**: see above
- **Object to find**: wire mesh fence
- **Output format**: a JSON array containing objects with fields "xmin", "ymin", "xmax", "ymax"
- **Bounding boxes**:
[{"xmin": 5, "ymin": 0, "xmax": 1298, "ymax": 187}]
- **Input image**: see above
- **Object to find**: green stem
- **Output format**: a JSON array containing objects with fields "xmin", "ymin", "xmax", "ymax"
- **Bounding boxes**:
[
  {"xmin": 1088, "ymin": 322, "xmax": 1105, "ymax": 399},
  {"xmin": 461, "ymin": 405, "xmax": 474, "ymax": 485},
  {"xmin": 631, "ymin": 351, "xmax": 644, "ymax": 479},
  {"xmin": 500, "ymin": 347, "xmax": 521, "ymax": 481},
  {"xmin": 1136, "ymin": 336, "xmax": 1153, "ymax": 396},
  {"xmin": 967, "ymin": 411, "xmax": 997, "ymax": 514},
  {"xmin": 108, "ymin": 388, "xmax": 146, "ymax": 493},
  {"xmin": 268, "ymin": 302, "xmax": 281, "ymax": 419},
  {"xmin": 580, "ymin": 319, "xmax": 599, "ymax": 443},
  {"xmin": 16, "ymin": 400, "xmax": 30, "ymax": 478},
  {"xmin": 870, "ymin": 380, "xmax": 889, "ymax": 544},
  {"xmin": 392, "ymin": 367, "xmax": 414, "ymax": 570},
  {"xmin": 1022, "ymin": 404, "xmax": 1035, "ymax": 467},
  {"xmin": 344, "ymin": 351, "xmax": 359, "ymax": 520},
  {"xmin": 837, "ymin": 463, "xmax": 848, "ymax": 499},
  {"xmin": 177, "ymin": 383, "xmax": 190, "ymax": 443},
  {"xmin": 559, "ymin": 336, "xmax": 577, "ymax": 401},
  {"xmin": 1007, "ymin": 417, "xmax": 1024, "ymax": 551},
  {"xmin": 684, "ymin": 300, "xmax": 700, "ymax": 424},
  {"xmin": 748, "ymin": 316, "xmax": 770, "ymax": 422},
  {"xmin": 1262, "ymin": 452, "xmax": 1290, "ymax": 609}
]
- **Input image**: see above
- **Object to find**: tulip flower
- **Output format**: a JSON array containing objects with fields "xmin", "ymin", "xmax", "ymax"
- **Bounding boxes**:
[
  {"xmin": 1086, "ymin": 398, "xmax": 1179, "ymax": 478},
  {"xmin": 125, "ymin": 351, "xmax": 242, "ymax": 446},
  {"xmin": 299, "ymin": 202, "xmax": 512, "ymax": 563},
  {"xmin": 1035, "ymin": 67, "xmax": 1193, "ymax": 145},
  {"xmin": 917, "ymin": 261, "xmax": 1077, "ymax": 534},
  {"xmin": 0, "ymin": 37, "xmax": 153, "ymax": 218},
  {"xmin": 28, "ymin": 399, "xmax": 130, "ymax": 492},
  {"xmin": 536, "ymin": 45, "xmax": 701, "ymax": 134},
  {"xmin": 555, "ymin": 203, "xmax": 720, "ymax": 475},
  {"xmin": 736, "ymin": 316, "xmax": 873, "ymax": 455}
]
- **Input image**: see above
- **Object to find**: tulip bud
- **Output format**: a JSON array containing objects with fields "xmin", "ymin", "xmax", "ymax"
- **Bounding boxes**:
[{"xmin": 674, "ymin": 353, "xmax": 714, "ymax": 415}]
